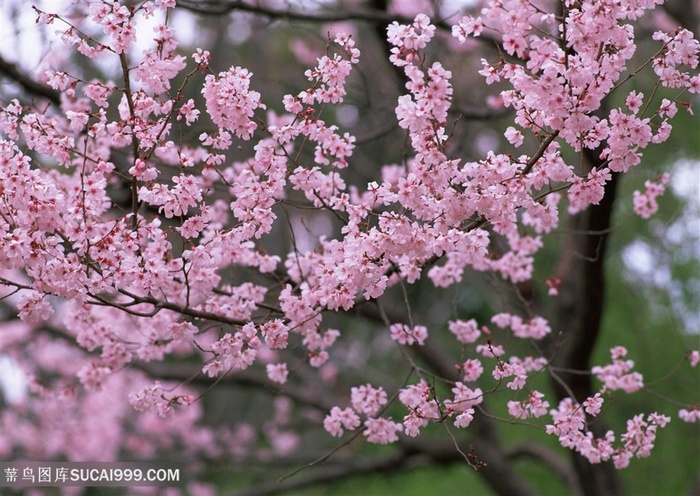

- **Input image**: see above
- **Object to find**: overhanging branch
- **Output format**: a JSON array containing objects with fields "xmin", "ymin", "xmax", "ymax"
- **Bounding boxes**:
[{"xmin": 0, "ymin": 55, "xmax": 60, "ymax": 105}]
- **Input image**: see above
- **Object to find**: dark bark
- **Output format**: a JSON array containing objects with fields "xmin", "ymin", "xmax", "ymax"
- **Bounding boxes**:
[
  {"xmin": 547, "ymin": 154, "xmax": 625, "ymax": 496},
  {"xmin": 468, "ymin": 412, "xmax": 539, "ymax": 496},
  {"xmin": 0, "ymin": 55, "xmax": 60, "ymax": 106}
]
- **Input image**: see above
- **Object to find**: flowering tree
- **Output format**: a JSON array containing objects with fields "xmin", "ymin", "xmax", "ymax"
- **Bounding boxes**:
[{"xmin": 0, "ymin": 0, "xmax": 698, "ymax": 494}]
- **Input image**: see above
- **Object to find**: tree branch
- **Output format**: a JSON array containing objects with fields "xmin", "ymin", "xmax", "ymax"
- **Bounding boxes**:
[
  {"xmin": 0, "ymin": 54, "xmax": 60, "ymax": 106},
  {"xmin": 174, "ymin": 0, "xmax": 501, "ymax": 44},
  {"xmin": 176, "ymin": 0, "xmax": 438, "ymax": 25},
  {"xmin": 135, "ymin": 361, "xmax": 337, "ymax": 412},
  {"xmin": 229, "ymin": 448, "xmax": 449, "ymax": 496},
  {"xmin": 355, "ymin": 300, "xmax": 538, "ymax": 496},
  {"xmin": 453, "ymin": 103, "xmax": 512, "ymax": 121},
  {"xmin": 506, "ymin": 443, "xmax": 584, "ymax": 496},
  {"xmin": 546, "ymin": 144, "xmax": 624, "ymax": 496}
]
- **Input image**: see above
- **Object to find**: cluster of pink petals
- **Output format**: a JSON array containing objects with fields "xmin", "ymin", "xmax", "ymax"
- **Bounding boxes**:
[
  {"xmin": 202, "ymin": 67, "xmax": 264, "ymax": 140},
  {"xmin": 324, "ymin": 384, "xmax": 402, "ymax": 443},
  {"xmin": 633, "ymin": 173, "xmax": 669, "ymax": 218},
  {"xmin": 592, "ymin": 346, "xmax": 644, "ymax": 393}
]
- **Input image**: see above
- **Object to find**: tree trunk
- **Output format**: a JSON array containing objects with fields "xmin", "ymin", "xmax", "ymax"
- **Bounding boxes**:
[{"xmin": 548, "ymin": 159, "xmax": 625, "ymax": 496}]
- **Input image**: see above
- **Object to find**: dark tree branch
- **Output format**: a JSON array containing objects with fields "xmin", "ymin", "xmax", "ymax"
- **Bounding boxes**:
[
  {"xmin": 506, "ymin": 443, "xmax": 584, "ymax": 496},
  {"xmin": 0, "ymin": 54, "xmax": 60, "ymax": 106},
  {"xmin": 176, "ymin": 0, "xmax": 444, "ymax": 27},
  {"xmin": 546, "ymin": 143, "xmax": 625, "ymax": 496},
  {"xmin": 135, "ymin": 361, "xmax": 337, "ymax": 412},
  {"xmin": 453, "ymin": 104, "xmax": 512, "ymax": 121},
  {"xmin": 468, "ymin": 412, "xmax": 539, "ymax": 496},
  {"xmin": 228, "ymin": 440, "xmax": 465, "ymax": 496},
  {"xmin": 175, "ymin": 0, "xmax": 501, "ymax": 44}
]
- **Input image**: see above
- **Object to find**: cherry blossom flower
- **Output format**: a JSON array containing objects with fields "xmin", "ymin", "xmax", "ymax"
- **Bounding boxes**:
[
  {"xmin": 689, "ymin": 351, "xmax": 700, "ymax": 368},
  {"xmin": 678, "ymin": 407, "xmax": 700, "ymax": 423},
  {"xmin": 202, "ymin": 67, "xmax": 264, "ymax": 140},
  {"xmin": 324, "ymin": 406, "xmax": 361, "ymax": 437},
  {"xmin": 449, "ymin": 319, "xmax": 481, "ymax": 344},
  {"xmin": 363, "ymin": 417, "xmax": 403, "ymax": 444},
  {"xmin": 17, "ymin": 291, "xmax": 54, "ymax": 324},
  {"xmin": 633, "ymin": 173, "xmax": 669, "ymax": 218},
  {"xmin": 266, "ymin": 363, "xmax": 289, "ymax": 384},
  {"xmin": 389, "ymin": 323, "xmax": 428, "ymax": 346},
  {"xmin": 351, "ymin": 384, "xmax": 387, "ymax": 417}
]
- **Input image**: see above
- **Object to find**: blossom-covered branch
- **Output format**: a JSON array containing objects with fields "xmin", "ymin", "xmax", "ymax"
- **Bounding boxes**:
[{"xmin": 0, "ymin": 1, "xmax": 698, "ymax": 494}]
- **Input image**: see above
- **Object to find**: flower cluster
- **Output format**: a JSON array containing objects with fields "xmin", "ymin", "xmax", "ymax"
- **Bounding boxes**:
[
  {"xmin": 324, "ymin": 384, "xmax": 403, "ymax": 443},
  {"xmin": 508, "ymin": 391, "xmax": 550, "ymax": 419},
  {"xmin": 202, "ymin": 67, "xmax": 264, "ymax": 140},
  {"xmin": 592, "ymin": 346, "xmax": 644, "ymax": 393},
  {"xmin": 633, "ymin": 173, "xmax": 670, "ymax": 218},
  {"xmin": 389, "ymin": 323, "xmax": 428, "ymax": 346}
]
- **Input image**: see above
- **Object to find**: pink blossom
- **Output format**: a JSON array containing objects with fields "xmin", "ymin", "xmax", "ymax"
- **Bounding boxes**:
[
  {"xmin": 129, "ymin": 382, "xmax": 177, "ymax": 418},
  {"xmin": 568, "ymin": 168, "xmax": 612, "ymax": 214},
  {"xmin": 492, "ymin": 361, "xmax": 527, "ymax": 390},
  {"xmin": 261, "ymin": 320, "xmax": 289, "ymax": 349},
  {"xmin": 508, "ymin": 391, "xmax": 549, "ymax": 419},
  {"xmin": 448, "ymin": 319, "xmax": 480, "ymax": 344},
  {"xmin": 454, "ymin": 408, "xmax": 475, "ymax": 428},
  {"xmin": 625, "ymin": 91, "xmax": 644, "ymax": 113},
  {"xmin": 490, "ymin": 313, "xmax": 551, "ymax": 340},
  {"xmin": 324, "ymin": 407, "xmax": 360, "ymax": 437},
  {"xmin": 402, "ymin": 411, "xmax": 429, "ymax": 437},
  {"xmin": 167, "ymin": 321, "xmax": 196, "ymax": 342},
  {"xmin": 689, "ymin": 351, "xmax": 700, "ymax": 368},
  {"xmin": 476, "ymin": 343, "xmax": 505, "ymax": 358},
  {"xmin": 583, "ymin": 393, "xmax": 604, "ymax": 416},
  {"xmin": 363, "ymin": 417, "xmax": 403, "ymax": 444},
  {"xmin": 77, "ymin": 362, "xmax": 112, "ymax": 391},
  {"xmin": 202, "ymin": 67, "xmax": 264, "ymax": 140},
  {"xmin": 178, "ymin": 99, "xmax": 200, "ymax": 125},
  {"xmin": 389, "ymin": 323, "xmax": 428, "ymax": 346},
  {"xmin": 351, "ymin": 384, "xmax": 387, "ymax": 417},
  {"xmin": 546, "ymin": 398, "xmax": 585, "ymax": 439},
  {"xmin": 504, "ymin": 126, "xmax": 524, "ymax": 147},
  {"xmin": 461, "ymin": 359, "xmax": 483, "ymax": 382},
  {"xmin": 398, "ymin": 380, "xmax": 440, "ymax": 435},
  {"xmin": 679, "ymin": 407, "xmax": 700, "ymax": 423},
  {"xmin": 1, "ymin": 0, "xmax": 697, "ymax": 475},
  {"xmin": 17, "ymin": 291, "xmax": 53, "ymax": 324},
  {"xmin": 633, "ymin": 174, "xmax": 669, "ymax": 219},
  {"xmin": 446, "ymin": 382, "xmax": 483, "ymax": 414},
  {"xmin": 266, "ymin": 363, "xmax": 289, "ymax": 384},
  {"xmin": 129, "ymin": 158, "xmax": 158, "ymax": 182},
  {"xmin": 592, "ymin": 348, "xmax": 644, "ymax": 393},
  {"xmin": 452, "ymin": 16, "xmax": 483, "ymax": 42}
]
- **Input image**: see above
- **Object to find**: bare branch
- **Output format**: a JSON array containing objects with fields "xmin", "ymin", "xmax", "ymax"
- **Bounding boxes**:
[
  {"xmin": 545, "ymin": 141, "xmax": 625, "ymax": 496},
  {"xmin": 135, "ymin": 361, "xmax": 337, "ymax": 412},
  {"xmin": 506, "ymin": 443, "xmax": 584, "ymax": 496},
  {"xmin": 453, "ymin": 104, "xmax": 512, "ymax": 121},
  {"xmin": 176, "ymin": 0, "xmax": 436, "ymax": 25},
  {"xmin": 229, "ymin": 451, "xmax": 425, "ymax": 496},
  {"xmin": 174, "ymin": 0, "xmax": 501, "ymax": 44},
  {"xmin": 0, "ymin": 54, "xmax": 60, "ymax": 105}
]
